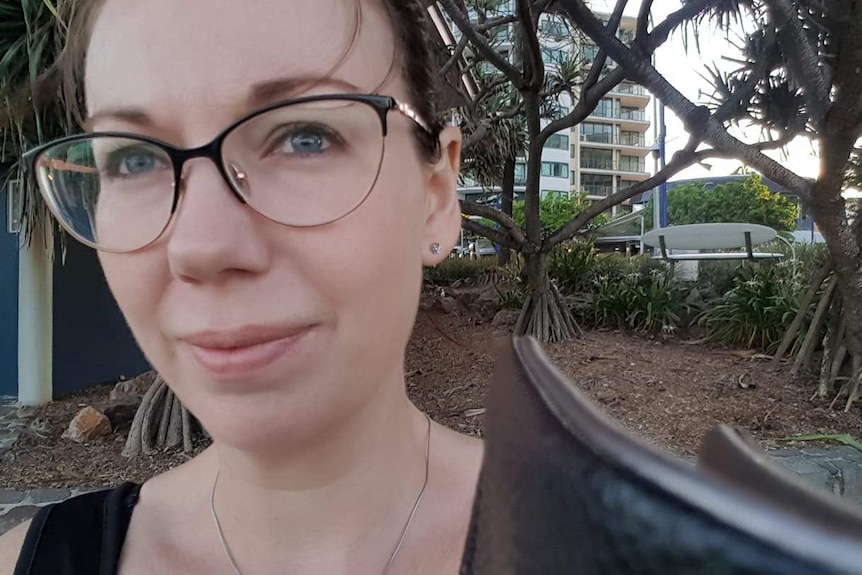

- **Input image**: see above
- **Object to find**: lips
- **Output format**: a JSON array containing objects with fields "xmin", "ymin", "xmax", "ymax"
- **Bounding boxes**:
[{"xmin": 180, "ymin": 325, "xmax": 311, "ymax": 379}]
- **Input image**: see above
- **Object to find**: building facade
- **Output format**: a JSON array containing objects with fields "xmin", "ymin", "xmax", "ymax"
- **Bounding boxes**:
[
  {"xmin": 571, "ymin": 16, "xmax": 652, "ymax": 213},
  {"xmin": 436, "ymin": 5, "xmax": 652, "ymax": 212}
]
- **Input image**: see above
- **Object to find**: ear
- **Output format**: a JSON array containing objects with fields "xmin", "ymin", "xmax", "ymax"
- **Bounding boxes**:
[{"xmin": 422, "ymin": 126, "xmax": 463, "ymax": 267}]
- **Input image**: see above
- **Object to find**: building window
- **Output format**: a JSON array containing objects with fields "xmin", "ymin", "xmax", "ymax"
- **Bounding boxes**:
[
  {"xmin": 620, "ymin": 131, "xmax": 645, "ymax": 146},
  {"xmin": 581, "ymin": 122, "xmax": 613, "ymax": 143},
  {"xmin": 620, "ymin": 156, "xmax": 645, "ymax": 173},
  {"xmin": 619, "ymin": 106, "xmax": 646, "ymax": 121},
  {"xmin": 545, "ymin": 133, "xmax": 569, "ymax": 150},
  {"xmin": 582, "ymin": 174, "xmax": 613, "ymax": 197},
  {"xmin": 541, "ymin": 161, "xmax": 569, "ymax": 179},
  {"xmin": 581, "ymin": 148, "xmax": 614, "ymax": 170},
  {"xmin": 540, "ymin": 18, "xmax": 569, "ymax": 40},
  {"xmin": 592, "ymin": 98, "xmax": 614, "ymax": 118},
  {"xmin": 514, "ymin": 161, "xmax": 527, "ymax": 185},
  {"xmin": 580, "ymin": 44, "xmax": 600, "ymax": 64}
]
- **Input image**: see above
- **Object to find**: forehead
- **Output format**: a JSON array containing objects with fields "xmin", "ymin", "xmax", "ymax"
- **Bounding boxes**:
[{"xmin": 85, "ymin": 0, "xmax": 397, "ymax": 126}]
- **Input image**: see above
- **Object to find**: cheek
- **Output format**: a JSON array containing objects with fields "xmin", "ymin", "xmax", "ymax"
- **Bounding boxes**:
[{"xmin": 98, "ymin": 251, "xmax": 167, "ymax": 351}]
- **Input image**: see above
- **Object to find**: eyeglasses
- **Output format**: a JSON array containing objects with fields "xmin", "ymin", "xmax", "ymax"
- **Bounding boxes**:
[{"xmin": 23, "ymin": 94, "xmax": 434, "ymax": 253}]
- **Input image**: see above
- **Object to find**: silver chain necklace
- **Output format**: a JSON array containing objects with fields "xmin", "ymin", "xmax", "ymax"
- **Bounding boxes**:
[{"xmin": 210, "ymin": 415, "xmax": 432, "ymax": 575}]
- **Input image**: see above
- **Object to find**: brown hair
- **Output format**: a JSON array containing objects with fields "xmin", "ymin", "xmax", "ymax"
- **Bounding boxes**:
[{"xmin": 60, "ymin": 0, "xmax": 443, "ymax": 159}]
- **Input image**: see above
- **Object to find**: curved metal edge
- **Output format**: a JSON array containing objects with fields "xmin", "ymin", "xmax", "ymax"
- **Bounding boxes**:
[{"xmin": 511, "ymin": 335, "xmax": 862, "ymax": 572}]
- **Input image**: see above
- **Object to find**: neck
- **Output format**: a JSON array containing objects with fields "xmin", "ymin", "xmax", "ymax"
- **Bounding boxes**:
[{"xmin": 203, "ymin": 382, "xmax": 431, "ymax": 572}]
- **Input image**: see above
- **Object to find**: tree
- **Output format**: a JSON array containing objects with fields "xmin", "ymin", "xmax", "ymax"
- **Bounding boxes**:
[
  {"xmin": 554, "ymin": 0, "xmax": 862, "ymax": 407},
  {"xmin": 513, "ymin": 192, "xmax": 609, "ymax": 235},
  {"xmin": 642, "ymin": 175, "xmax": 799, "ymax": 231},
  {"xmin": 437, "ymin": 0, "xmax": 708, "ymax": 342},
  {"xmin": 0, "ymin": 0, "xmax": 74, "ymax": 247}
]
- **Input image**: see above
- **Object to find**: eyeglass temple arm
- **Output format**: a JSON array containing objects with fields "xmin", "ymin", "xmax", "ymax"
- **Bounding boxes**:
[{"xmin": 395, "ymin": 101, "xmax": 432, "ymax": 134}]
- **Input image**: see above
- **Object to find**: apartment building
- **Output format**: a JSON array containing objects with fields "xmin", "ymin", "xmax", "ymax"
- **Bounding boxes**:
[
  {"xmin": 431, "ymin": 4, "xmax": 652, "ymax": 212},
  {"xmin": 572, "ymin": 16, "xmax": 652, "ymax": 214}
]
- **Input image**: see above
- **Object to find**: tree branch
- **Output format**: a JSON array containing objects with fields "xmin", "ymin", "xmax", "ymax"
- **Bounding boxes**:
[
  {"xmin": 539, "ymin": 67, "xmax": 626, "ymax": 139},
  {"xmin": 437, "ymin": 0, "xmax": 525, "ymax": 89},
  {"xmin": 461, "ymin": 217, "xmax": 523, "ymax": 251},
  {"xmin": 636, "ymin": 0, "xmax": 652, "ymax": 42},
  {"xmin": 516, "ymin": 0, "xmax": 545, "ymax": 92},
  {"xmin": 555, "ymin": 0, "xmax": 815, "ymax": 202},
  {"xmin": 647, "ymin": 0, "xmax": 715, "ymax": 50},
  {"xmin": 547, "ymin": 138, "xmax": 711, "ymax": 246},
  {"xmin": 460, "ymin": 201, "xmax": 527, "ymax": 246},
  {"xmin": 440, "ymin": 35, "xmax": 471, "ymax": 77}
]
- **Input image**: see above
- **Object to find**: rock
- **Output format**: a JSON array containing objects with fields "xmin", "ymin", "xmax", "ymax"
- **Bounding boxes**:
[
  {"xmin": 62, "ymin": 407, "xmax": 112, "ymax": 443},
  {"xmin": 476, "ymin": 287, "xmax": 501, "ymax": 305},
  {"xmin": 111, "ymin": 371, "xmax": 158, "ymax": 402},
  {"xmin": 425, "ymin": 296, "xmax": 458, "ymax": 315},
  {"xmin": 102, "ymin": 398, "xmax": 140, "ymax": 429},
  {"xmin": 441, "ymin": 296, "xmax": 459, "ymax": 315},
  {"xmin": 492, "ymin": 309, "xmax": 520, "ymax": 328}
]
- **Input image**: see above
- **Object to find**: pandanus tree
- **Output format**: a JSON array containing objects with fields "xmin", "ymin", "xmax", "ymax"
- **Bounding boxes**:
[
  {"xmin": 553, "ymin": 0, "xmax": 862, "ymax": 407},
  {"xmin": 436, "ymin": 0, "xmax": 711, "ymax": 342}
]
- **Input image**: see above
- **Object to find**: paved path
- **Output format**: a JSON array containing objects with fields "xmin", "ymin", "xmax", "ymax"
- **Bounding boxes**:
[{"xmin": 2, "ymin": 398, "xmax": 862, "ymax": 537}]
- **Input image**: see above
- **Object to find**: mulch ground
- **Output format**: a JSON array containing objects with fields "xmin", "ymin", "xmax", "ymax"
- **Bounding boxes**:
[{"xmin": 2, "ymin": 295, "xmax": 860, "ymax": 489}]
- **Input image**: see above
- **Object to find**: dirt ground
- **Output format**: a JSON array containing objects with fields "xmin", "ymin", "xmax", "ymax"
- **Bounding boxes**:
[{"xmin": 2, "ymin": 300, "xmax": 861, "ymax": 489}]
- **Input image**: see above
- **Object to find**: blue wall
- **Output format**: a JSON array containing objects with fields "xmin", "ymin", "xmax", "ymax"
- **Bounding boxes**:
[
  {"xmin": 0, "ymin": 173, "xmax": 19, "ymax": 398},
  {"xmin": 52, "ymin": 238, "xmax": 150, "ymax": 397}
]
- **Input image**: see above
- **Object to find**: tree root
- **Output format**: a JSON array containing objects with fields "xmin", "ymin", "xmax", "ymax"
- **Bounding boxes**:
[
  {"xmin": 515, "ymin": 281, "xmax": 583, "ymax": 343},
  {"xmin": 779, "ymin": 261, "xmax": 862, "ymax": 411},
  {"xmin": 123, "ymin": 375, "xmax": 203, "ymax": 457}
]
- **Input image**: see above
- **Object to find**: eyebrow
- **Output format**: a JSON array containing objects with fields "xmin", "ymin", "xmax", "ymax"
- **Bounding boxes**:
[
  {"xmin": 246, "ymin": 76, "xmax": 364, "ymax": 107},
  {"xmin": 84, "ymin": 76, "xmax": 366, "ymax": 132}
]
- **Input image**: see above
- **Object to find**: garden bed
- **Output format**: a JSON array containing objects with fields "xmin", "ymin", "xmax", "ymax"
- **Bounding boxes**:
[{"xmin": 2, "ymin": 299, "xmax": 860, "ymax": 489}]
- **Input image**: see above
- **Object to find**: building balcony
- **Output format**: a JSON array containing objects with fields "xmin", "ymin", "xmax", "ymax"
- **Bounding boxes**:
[
  {"xmin": 582, "ymin": 184, "xmax": 613, "ymax": 198},
  {"xmin": 581, "ymin": 158, "xmax": 616, "ymax": 171},
  {"xmin": 587, "ymin": 109, "xmax": 650, "ymax": 132},
  {"xmin": 578, "ymin": 133, "xmax": 649, "ymax": 152},
  {"xmin": 609, "ymin": 83, "xmax": 651, "ymax": 107}
]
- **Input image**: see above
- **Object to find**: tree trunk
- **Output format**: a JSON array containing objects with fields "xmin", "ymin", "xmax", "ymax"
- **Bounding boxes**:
[
  {"xmin": 515, "ymin": 251, "xmax": 583, "ymax": 343},
  {"xmin": 498, "ymin": 156, "xmax": 516, "ymax": 267}
]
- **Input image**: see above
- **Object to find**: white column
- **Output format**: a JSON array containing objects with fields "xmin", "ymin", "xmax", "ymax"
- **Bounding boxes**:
[{"xmin": 17, "ymin": 223, "xmax": 53, "ymax": 405}]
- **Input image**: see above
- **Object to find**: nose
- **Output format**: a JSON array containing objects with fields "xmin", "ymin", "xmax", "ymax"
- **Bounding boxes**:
[{"xmin": 165, "ymin": 159, "xmax": 270, "ymax": 284}]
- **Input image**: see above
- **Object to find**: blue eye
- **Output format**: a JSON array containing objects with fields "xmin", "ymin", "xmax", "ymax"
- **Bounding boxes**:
[
  {"xmin": 119, "ymin": 152, "xmax": 158, "ymax": 174},
  {"xmin": 270, "ymin": 123, "xmax": 342, "ymax": 157},
  {"xmin": 285, "ymin": 132, "xmax": 329, "ymax": 154},
  {"xmin": 102, "ymin": 146, "xmax": 169, "ymax": 177}
]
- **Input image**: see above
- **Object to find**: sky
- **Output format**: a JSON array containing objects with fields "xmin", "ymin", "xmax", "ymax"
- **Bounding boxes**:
[{"xmin": 589, "ymin": 0, "xmax": 823, "ymax": 183}]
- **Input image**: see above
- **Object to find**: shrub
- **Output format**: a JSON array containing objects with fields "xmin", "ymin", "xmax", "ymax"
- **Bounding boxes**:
[
  {"xmin": 424, "ymin": 257, "xmax": 498, "ymax": 286},
  {"xmin": 697, "ymin": 265, "xmax": 804, "ymax": 351},
  {"xmin": 590, "ymin": 265, "xmax": 689, "ymax": 334},
  {"xmin": 548, "ymin": 241, "xmax": 598, "ymax": 293}
]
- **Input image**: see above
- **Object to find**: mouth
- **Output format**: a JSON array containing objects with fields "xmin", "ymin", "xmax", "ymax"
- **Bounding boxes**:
[{"xmin": 180, "ymin": 325, "xmax": 313, "ymax": 379}]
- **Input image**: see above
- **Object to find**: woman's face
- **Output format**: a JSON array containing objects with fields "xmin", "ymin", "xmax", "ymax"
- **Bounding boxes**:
[{"xmin": 86, "ymin": 0, "xmax": 462, "ymax": 451}]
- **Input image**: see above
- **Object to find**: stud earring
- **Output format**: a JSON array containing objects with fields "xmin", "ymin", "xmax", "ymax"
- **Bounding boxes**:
[{"xmin": 430, "ymin": 243, "xmax": 441, "ymax": 255}]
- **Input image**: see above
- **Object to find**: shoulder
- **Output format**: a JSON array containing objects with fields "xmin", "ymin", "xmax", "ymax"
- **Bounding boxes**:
[{"xmin": 0, "ymin": 519, "xmax": 31, "ymax": 575}]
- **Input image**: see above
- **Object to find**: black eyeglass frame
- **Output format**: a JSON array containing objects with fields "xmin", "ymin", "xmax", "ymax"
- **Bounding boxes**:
[{"xmin": 22, "ymin": 93, "xmax": 435, "ymax": 252}]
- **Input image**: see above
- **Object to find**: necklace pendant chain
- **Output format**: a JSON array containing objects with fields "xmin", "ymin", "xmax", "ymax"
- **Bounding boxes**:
[{"xmin": 210, "ymin": 415, "xmax": 433, "ymax": 575}]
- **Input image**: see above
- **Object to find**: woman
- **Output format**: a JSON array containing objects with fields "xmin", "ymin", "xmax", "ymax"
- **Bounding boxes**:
[{"xmin": 1, "ymin": 0, "xmax": 483, "ymax": 572}]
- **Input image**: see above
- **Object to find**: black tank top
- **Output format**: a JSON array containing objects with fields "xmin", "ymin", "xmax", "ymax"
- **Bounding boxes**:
[{"xmin": 13, "ymin": 482, "xmax": 141, "ymax": 575}]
